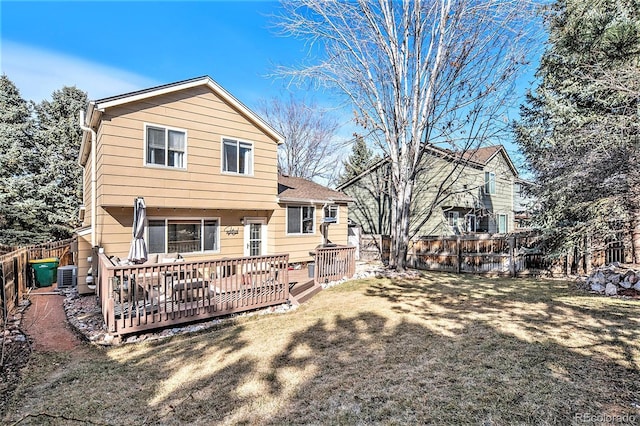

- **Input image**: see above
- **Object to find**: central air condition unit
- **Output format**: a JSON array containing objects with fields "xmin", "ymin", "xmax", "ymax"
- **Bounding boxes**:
[{"xmin": 57, "ymin": 265, "xmax": 78, "ymax": 288}]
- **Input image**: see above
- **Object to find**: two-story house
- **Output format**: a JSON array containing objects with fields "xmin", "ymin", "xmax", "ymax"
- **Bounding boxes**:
[
  {"xmin": 513, "ymin": 178, "xmax": 537, "ymax": 229},
  {"xmin": 337, "ymin": 144, "xmax": 518, "ymax": 238},
  {"xmin": 76, "ymin": 76, "xmax": 351, "ymax": 294}
]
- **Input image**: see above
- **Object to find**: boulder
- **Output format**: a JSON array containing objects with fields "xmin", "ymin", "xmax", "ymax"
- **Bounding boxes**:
[
  {"xmin": 605, "ymin": 283, "xmax": 618, "ymax": 296},
  {"xmin": 609, "ymin": 273, "xmax": 621, "ymax": 285},
  {"xmin": 591, "ymin": 282, "xmax": 605, "ymax": 293},
  {"xmin": 629, "ymin": 273, "xmax": 639, "ymax": 285},
  {"xmin": 594, "ymin": 271, "xmax": 606, "ymax": 285},
  {"xmin": 620, "ymin": 277, "xmax": 633, "ymax": 289},
  {"xmin": 633, "ymin": 281, "xmax": 640, "ymax": 292}
]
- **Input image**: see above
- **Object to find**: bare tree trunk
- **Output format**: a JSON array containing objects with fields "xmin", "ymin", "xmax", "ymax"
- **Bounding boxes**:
[
  {"xmin": 389, "ymin": 170, "xmax": 415, "ymax": 270},
  {"xmin": 630, "ymin": 188, "xmax": 640, "ymax": 264}
]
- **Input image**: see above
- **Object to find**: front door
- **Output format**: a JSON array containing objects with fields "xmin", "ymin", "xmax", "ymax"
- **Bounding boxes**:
[{"xmin": 244, "ymin": 218, "xmax": 266, "ymax": 257}]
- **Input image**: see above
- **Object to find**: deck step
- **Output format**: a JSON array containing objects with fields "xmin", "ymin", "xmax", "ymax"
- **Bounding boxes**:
[
  {"xmin": 290, "ymin": 279, "xmax": 315, "ymax": 297},
  {"xmin": 289, "ymin": 281, "xmax": 322, "ymax": 305}
]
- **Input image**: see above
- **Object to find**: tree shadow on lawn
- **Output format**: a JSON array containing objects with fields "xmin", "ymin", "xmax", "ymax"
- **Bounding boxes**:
[
  {"xmin": 263, "ymin": 311, "xmax": 640, "ymax": 425},
  {"xmin": 6, "ymin": 276, "xmax": 640, "ymax": 425},
  {"xmin": 366, "ymin": 273, "xmax": 640, "ymax": 372}
]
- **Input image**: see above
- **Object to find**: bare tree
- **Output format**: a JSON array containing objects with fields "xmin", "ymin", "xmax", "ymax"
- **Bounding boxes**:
[
  {"xmin": 258, "ymin": 95, "xmax": 341, "ymax": 182},
  {"xmin": 277, "ymin": 0, "xmax": 536, "ymax": 269}
]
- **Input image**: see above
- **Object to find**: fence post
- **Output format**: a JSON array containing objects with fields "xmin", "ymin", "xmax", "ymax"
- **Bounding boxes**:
[
  {"xmin": 509, "ymin": 236, "xmax": 516, "ymax": 278},
  {"xmin": 456, "ymin": 237, "xmax": 462, "ymax": 274}
]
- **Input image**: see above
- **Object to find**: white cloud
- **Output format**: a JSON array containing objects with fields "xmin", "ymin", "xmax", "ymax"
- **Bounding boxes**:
[{"xmin": 0, "ymin": 40, "xmax": 158, "ymax": 102}]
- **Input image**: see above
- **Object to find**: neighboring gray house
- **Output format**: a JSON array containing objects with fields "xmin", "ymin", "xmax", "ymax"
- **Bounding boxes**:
[
  {"xmin": 338, "ymin": 145, "xmax": 520, "ymax": 238},
  {"xmin": 513, "ymin": 178, "xmax": 537, "ymax": 229}
]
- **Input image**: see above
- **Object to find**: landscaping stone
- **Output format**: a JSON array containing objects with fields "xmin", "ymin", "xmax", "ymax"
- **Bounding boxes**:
[{"xmin": 582, "ymin": 264, "xmax": 640, "ymax": 299}]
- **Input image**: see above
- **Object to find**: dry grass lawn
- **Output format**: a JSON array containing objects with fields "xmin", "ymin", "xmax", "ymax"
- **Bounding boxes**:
[{"xmin": 4, "ymin": 273, "xmax": 640, "ymax": 425}]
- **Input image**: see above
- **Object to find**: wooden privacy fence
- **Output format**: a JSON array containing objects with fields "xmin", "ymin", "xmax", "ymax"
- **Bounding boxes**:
[
  {"xmin": 408, "ymin": 234, "xmax": 548, "ymax": 276},
  {"xmin": 0, "ymin": 237, "xmax": 76, "ymax": 326},
  {"xmin": 96, "ymin": 253, "xmax": 290, "ymax": 335},
  {"xmin": 314, "ymin": 245, "xmax": 357, "ymax": 283},
  {"xmin": 359, "ymin": 235, "xmax": 390, "ymax": 263}
]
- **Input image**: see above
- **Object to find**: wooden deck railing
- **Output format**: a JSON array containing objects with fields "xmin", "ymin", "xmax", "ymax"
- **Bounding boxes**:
[
  {"xmin": 96, "ymin": 253, "xmax": 290, "ymax": 335},
  {"xmin": 314, "ymin": 245, "xmax": 356, "ymax": 284}
]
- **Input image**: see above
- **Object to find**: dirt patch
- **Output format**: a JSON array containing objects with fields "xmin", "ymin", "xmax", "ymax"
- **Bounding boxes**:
[
  {"xmin": 22, "ymin": 286, "xmax": 82, "ymax": 352},
  {"xmin": 1, "ymin": 285, "xmax": 83, "ymax": 419}
]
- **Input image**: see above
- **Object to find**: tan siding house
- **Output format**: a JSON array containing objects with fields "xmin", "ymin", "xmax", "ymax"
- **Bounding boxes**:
[
  {"xmin": 338, "ymin": 145, "xmax": 518, "ymax": 238},
  {"xmin": 76, "ymin": 76, "xmax": 351, "ymax": 294}
]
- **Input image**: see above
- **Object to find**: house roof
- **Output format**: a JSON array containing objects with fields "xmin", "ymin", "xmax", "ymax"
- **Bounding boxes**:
[
  {"xmin": 278, "ymin": 175, "xmax": 353, "ymax": 204},
  {"xmin": 337, "ymin": 144, "xmax": 519, "ymax": 190},
  {"xmin": 79, "ymin": 76, "xmax": 284, "ymax": 166},
  {"xmin": 460, "ymin": 145, "xmax": 502, "ymax": 164},
  {"xmin": 459, "ymin": 145, "xmax": 518, "ymax": 175}
]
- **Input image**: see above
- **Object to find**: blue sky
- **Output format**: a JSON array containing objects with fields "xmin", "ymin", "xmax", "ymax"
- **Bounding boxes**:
[
  {"xmin": 1, "ymin": 1, "xmax": 540, "ymax": 172},
  {"xmin": 1, "ymin": 1, "xmax": 311, "ymax": 106}
]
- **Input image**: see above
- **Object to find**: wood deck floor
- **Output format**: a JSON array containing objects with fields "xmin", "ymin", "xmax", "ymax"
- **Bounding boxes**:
[{"xmin": 287, "ymin": 266, "xmax": 314, "ymax": 288}]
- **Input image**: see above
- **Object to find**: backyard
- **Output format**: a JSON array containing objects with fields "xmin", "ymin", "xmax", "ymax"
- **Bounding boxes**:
[{"xmin": 4, "ymin": 272, "xmax": 640, "ymax": 425}]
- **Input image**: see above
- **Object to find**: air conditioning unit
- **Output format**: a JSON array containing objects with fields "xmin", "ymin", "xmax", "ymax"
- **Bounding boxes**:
[{"xmin": 57, "ymin": 265, "xmax": 77, "ymax": 288}]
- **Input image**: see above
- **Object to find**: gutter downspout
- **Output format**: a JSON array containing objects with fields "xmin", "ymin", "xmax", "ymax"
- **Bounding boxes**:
[{"xmin": 79, "ymin": 110, "xmax": 97, "ymax": 247}]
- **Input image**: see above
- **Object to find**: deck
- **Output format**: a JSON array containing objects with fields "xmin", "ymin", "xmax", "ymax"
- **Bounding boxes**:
[{"xmin": 95, "ymin": 247, "xmax": 355, "ymax": 336}]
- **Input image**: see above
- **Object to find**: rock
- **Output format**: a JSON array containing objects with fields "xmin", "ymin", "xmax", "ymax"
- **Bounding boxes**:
[
  {"xmin": 605, "ymin": 283, "xmax": 618, "ymax": 296},
  {"xmin": 620, "ymin": 277, "xmax": 632, "ymax": 289},
  {"xmin": 633, "ymin": 281, "xmax": 640, "ymax": 292},
  {"xmin": 591, "ymin": 282, "xmax": 605, "ymax": 293},
  {"xmin": 594, "ymin": 271, "xmax": 606, "ymax": 285},
  {"xmin": 629, "ymin": 273, "xmax": 639, "ymax": 285},
  {"xmin": 103, "ymin": 334, "xmax": 114, "ymax": 344},
  {"xmin": 609, "ymin": 273, "xmax": 621, "ymax": 285}
]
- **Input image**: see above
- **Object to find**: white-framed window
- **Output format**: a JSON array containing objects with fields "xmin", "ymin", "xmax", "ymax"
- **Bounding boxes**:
[
  {"xmin": 222, "ymin": 138, "xmax": 253, "ymax": 175},
  {"xmin": 466, "ymin": 214, "xmax": 477, "ymax": 232},
  {"xmin": 324, "ymin": 205, "xmax": 339, "ymax": 223},
  {"xmin": 145, "ymin": 124, "xmax": 186, "ymax": 169},
  {"xmin": 484, "ymin": 172, "xmax": 496, "ymax": 194},
  {"xmin": 497, "ymin": 214, "xmax": 508, "ymax": 234},
  {"xmin": 447, "ymin": 211, "xmax": 459, "ymax": 227},
  {"xmin": 287, "ymin": 206, "xmax": 315, "ymax": 235},
  {"xmin": 147, "ymin": 218, "xmax": 219, "ymax": 254}
]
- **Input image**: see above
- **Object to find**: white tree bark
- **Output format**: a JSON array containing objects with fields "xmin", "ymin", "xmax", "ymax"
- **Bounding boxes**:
[{"xmin": 277, "ymin": 0, "xmax": 536, "ymax": 269}]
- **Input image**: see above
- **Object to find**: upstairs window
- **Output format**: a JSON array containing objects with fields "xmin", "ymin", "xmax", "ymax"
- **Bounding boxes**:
[
  {"xmin": 484, "ymin": 172, "xmax": 496, "ymax": 194},
  {"xmin": 287, "ymin": 206, "xmax": 315, "ymax": 235},
  {"xmin": 146, "ymin": 125, "xmax": 186, "ymax": 169},
  {"xmin": 222, "ymin": 138, "xmax": 253, "ymax": 175}
]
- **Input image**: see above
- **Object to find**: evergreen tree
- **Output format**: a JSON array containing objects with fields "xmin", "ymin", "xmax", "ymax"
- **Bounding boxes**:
[
  {"xmin": 514, "ymin": 0, "xmax": 640, "ymax": 259},
  {"xmin": 339, "ymin": 135, "xmax": 378, "ymax": 185},
  {"xmin": 0, "ymin": 77, "xmax": 88, "ymax": 245},
  {"xmin": 0, "ymin": 75, "xmax": 47, "ymax": 245},
  {"xmin": 34, "ymin": 86, "xmax": 88, "ymax": 240}
]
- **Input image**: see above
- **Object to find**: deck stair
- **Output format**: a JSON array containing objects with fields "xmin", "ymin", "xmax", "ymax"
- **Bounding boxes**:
[{"xmin": 288, "ymin": 278, "xmax": 322, "ymax": 305}]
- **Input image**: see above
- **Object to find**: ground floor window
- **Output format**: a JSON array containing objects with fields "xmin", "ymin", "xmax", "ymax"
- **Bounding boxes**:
[
  {"xmin": 497, "ymin": 214, "xmax": 508, "ymax": 234},
  {"xmin": 148, "ymin": 218, "xmax": 219, "ymax": 253},
  {"xmin": 287, "ymin": 206, "xmax": 315, "ymax": 234},
  {"xmin": 324, "ymin": 205, "xmax": 339, "ymax": 223},
  {"xmin": 466, "ymin": 214, "xmax": 477, "ymax": 232}
]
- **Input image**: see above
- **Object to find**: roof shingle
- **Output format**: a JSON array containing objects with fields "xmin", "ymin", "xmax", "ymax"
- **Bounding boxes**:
[{"xmin": 278, "ymin": 175, "xmax": 352, "ymax": 203}]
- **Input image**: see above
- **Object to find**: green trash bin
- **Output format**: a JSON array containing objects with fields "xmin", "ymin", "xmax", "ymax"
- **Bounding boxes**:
[{"xmin": 29, "ymin": 257, "xmax": 60, "ymax": 287}]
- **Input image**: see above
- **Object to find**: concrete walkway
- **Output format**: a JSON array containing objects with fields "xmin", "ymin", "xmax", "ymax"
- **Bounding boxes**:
[{"xmin": 22, "ymin": 285, "xmax": 82, "ymax": 352}]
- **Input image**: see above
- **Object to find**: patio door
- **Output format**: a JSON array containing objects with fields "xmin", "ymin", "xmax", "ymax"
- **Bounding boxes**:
[{"xmin": 244, "ymin": 218, "xmax": 266, "ymax": 257}]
